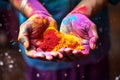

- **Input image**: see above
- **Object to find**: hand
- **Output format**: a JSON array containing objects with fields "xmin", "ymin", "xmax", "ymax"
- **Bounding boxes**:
[
  {"xmin": 60, "ymin": 13, "xmax": 98, "ymax": 55},
  {"xmin": 18, "ymin": 14, "xmax": 62, "ymax": 60}
]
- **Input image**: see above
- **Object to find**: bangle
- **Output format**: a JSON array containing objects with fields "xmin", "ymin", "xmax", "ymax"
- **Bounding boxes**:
[{"xmin": 20, "ymin": 0, "xmax": 28, "ymax": 13}]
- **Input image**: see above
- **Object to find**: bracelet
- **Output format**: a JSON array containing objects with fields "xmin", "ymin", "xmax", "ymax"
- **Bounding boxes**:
[{"xmin": 20, "ymin": 0, "xmax": 28, "ymax": 13}]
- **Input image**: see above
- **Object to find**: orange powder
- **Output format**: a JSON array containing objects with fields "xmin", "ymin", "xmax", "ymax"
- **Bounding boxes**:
[{"xmin": 39, "ymin": 27, "xmax": 84, "ymax": 52}]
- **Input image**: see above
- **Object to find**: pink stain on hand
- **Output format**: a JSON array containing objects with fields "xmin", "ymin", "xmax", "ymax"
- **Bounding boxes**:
[
  {"xmin": 77, "ymin": 5, "xmax": 88, "ymax": 13},
  {"xmin": 72, "ymin": 5, "xmax": 88, "ymax": 14}
]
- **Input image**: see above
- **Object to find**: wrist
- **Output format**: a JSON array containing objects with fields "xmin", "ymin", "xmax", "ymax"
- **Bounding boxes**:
[
  {"xmin": 20, "ymin": 0, "xmax": 51, "ymax": 18},
  {"xmin": 23, "ymin": 4, "xmax": 51, "ymax": 17},
  {"xmin": 70, "ymin": 4, "xmax": 92, "ymax": 17},
  {"xmin": 69, "ymin": 0, "xmax": 97, "ymax": 18},
  {"xmin": 28, "ymin": 10, "xmax": 52, "ymax": 17}
]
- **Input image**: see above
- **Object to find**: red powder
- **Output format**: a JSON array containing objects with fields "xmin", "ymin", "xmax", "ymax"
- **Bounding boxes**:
[
  {"xmin": 39, "ymin": 29, "xmax": 61, "ymax": 51},
  {"xmin": 77, "ymin": 6, "xmax": 88, "ymax": 13},
  {"xmin": 71, "ymin": 5, "xmax": 88, "ymax": 14}
]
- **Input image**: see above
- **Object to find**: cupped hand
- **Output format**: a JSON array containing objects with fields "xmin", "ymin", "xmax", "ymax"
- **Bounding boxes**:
[
  {"xmin": 60, "ymin": 13, "xmax": 98, "ymax": 56},
  {"xmin": 18, "ymin": 14, "xmax": 62, "ymax": 60}
]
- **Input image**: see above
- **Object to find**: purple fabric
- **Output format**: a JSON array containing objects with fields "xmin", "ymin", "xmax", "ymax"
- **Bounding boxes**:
[{"xmin": 25, "ymin": 57, "xmax": 109, "ymax": 80}]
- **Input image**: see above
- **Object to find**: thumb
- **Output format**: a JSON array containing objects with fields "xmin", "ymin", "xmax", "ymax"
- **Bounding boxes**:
[
  {"xmin": 18, "ymin": 35, "xmax": 30, "ymax": 49},
  {"xmin": 88, "ymin": 24, "xmax": 98, "ymax": 50},
  {"xmin": 18, "ymin": 25, "xmax": 30, "ymax": 49},
  {"xmin": 89, "ymin": 37, "xmax": 97, "ymax": 50},
  {"xmin": 23, "ymin": 36, "xmax": 30, "ymax": 49}
]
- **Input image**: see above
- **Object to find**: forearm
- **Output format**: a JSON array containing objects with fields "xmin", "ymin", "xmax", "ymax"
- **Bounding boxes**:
[
  {"xmin": 9, "ymin": 0, "xmax": 50, "ymax": 17},
  {"xmin": 71, "ymin": 0, "xmax": 108, "ymax": 17}
]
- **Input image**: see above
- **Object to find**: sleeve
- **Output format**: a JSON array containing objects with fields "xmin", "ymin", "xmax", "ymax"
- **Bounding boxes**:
[{"xmin": 109, "ymin": 0, "xmax": 120, "ymax": 5}]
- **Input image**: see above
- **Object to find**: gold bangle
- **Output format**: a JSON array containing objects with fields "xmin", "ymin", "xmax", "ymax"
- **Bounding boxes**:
[{"xmin": 20, "ymin": 0, "xmax": 28, "ymax": 13}]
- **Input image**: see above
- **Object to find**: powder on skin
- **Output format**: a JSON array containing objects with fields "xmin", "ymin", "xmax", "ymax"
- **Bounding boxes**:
[
  {"xmin": 39, "ymin": 27, "xmax": 61, "ymax": 51},
  {"xmin": 39, "ymin": 27, "xmax": 84, "ymax": 52}
]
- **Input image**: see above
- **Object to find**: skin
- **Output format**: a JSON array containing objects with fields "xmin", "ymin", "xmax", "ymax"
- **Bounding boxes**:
[
  {"xmin": 60, "ymin": 13, "xmax": 97, "ymax": 55},
  {"xmin": 71, "ymin": 0, "xmax": 109, "ymax": 17},
  {"xmin": 9, "ymin": 0, "xmax": 108, "ymax": 61},
  {"xmin": 18, "ymin": 14, "xmax": 61, "ymax": 60},
  {"xmin": 9, "ymin": 0, "xmax": 50, "ymax": 17},
  {"xmin": 9, "ymin": 0, "xmax": 62, "ymax": 60},
  {"xmin": 60, "ymin": 0, "xmax": 108, "ymax": 59}
]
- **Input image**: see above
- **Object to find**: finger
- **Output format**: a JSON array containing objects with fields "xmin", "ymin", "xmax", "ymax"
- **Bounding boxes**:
[
  {"xmin": 81, "ymin": 39, "xmax": 89, "ymax": 45},
  {"xmin": 81, "ymin": 45, "xmax": 90, "ymax": 55},
  {"xmin": 25, "ymin": 49, "xmax": 36, "ymax": 58},
  {"xmin": 58, "ymin": 52, "xmax": 63, "ymax": 59},
  {"xmin": 44, "ymin": 52, "xmax": 53, "ymax": 60},
  {"xmin": 25, "ymin": 49, "xmax": 45, "ymax": 59},
  {"xmin": 50, "ymin": 51, "xmax": 58, "ymax": 57},
  {"xmin": 72, "ymin": 50, "xmax": 82, "ymax": 55},
  {"xmin": 60, "ymin": 18, "xmax": 71, "ymax": 34},
  {"xmin": 88, "ymin": 24, "xmax": 98, "ymax": 50},
  {"xmin": 89, "ymin": 37, "xmax": 97, "ymax": 50},
  {"xmin": 64, "ymin": 48, "xmax": 72, "ymax": 54},
  {"xmin": 37, "ymin": 48, "xmax": 43, "ymax": 51},
  {"xmin": 60, "ymin": 48, "xmax": 76, "ymax": 60},
  {"xmin": 18, "ymin": 24, "xmax": 30, "ymax": 49},
  {"xmin": 48, "ymin": 17, "xmax": 57, "ymax": 28},
  {"xmin": 24, "ymin": 46, "xmax": 37, "ymax": 58},
  {"xmin": 59, "ymin": 48, "xmax": 66, "ymax": 54},
  {"xmin": 19, "ymin": 36, "xmax": 29, "ymax": 49},
  {"xmin": 60, "ymin": 23, "xmax": 69, "ymax": 33},
  {"xmin": 34, "ymin": 52, "xmax": 45, "ymax": 58},
  {"xmin": 25, "ymin": 46, "xmax": 47, "ymax": 59}
]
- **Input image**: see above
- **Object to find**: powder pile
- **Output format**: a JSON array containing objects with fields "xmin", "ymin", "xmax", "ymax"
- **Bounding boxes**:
[{"xmin": 39, "ymin": 27, "xmax": 84, "ymax": 52}]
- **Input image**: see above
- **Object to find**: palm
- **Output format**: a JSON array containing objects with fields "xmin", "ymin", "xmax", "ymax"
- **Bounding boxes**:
[
  {"xmin": 18, "ymin": 14, "xmax": 58, "ymax": 60},
  {"xmin": 29, "ymin": 15, "xmax": 57, "ymax": 47},
  {"xmin": 60, "ymin": 13, "xmax": 98, "ymax": 55}
]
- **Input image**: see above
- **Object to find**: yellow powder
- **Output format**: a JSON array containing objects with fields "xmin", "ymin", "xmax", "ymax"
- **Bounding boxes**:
[{"xmin": 45, "ymin": 27, "xmax": 84, "ymax": 52}]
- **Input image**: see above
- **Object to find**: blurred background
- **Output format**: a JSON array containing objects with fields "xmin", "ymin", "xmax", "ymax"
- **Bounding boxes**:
[
  {"xmin": 0, "ymin": 2, "xmax": 120, "ymax": 80},
  {"xmin": 108, "ymin": 3, "xmax": 120, "ymax": 80}
]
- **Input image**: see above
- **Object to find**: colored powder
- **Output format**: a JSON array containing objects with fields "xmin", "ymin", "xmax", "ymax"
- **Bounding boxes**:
[
  {"xmin": 39, "ymin": 27, "xmax": 61, "ymax": 51},
  {"xmin": 54, "ymin": 32, "xmax": 84, "ymax": 51},
  {"xmin": 39, "ymin": 27, "xmax": 84, "ymax": 52},
  {"xmin": 76, "ymin": 5, "xmax": 88, "ymax": 14}
]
